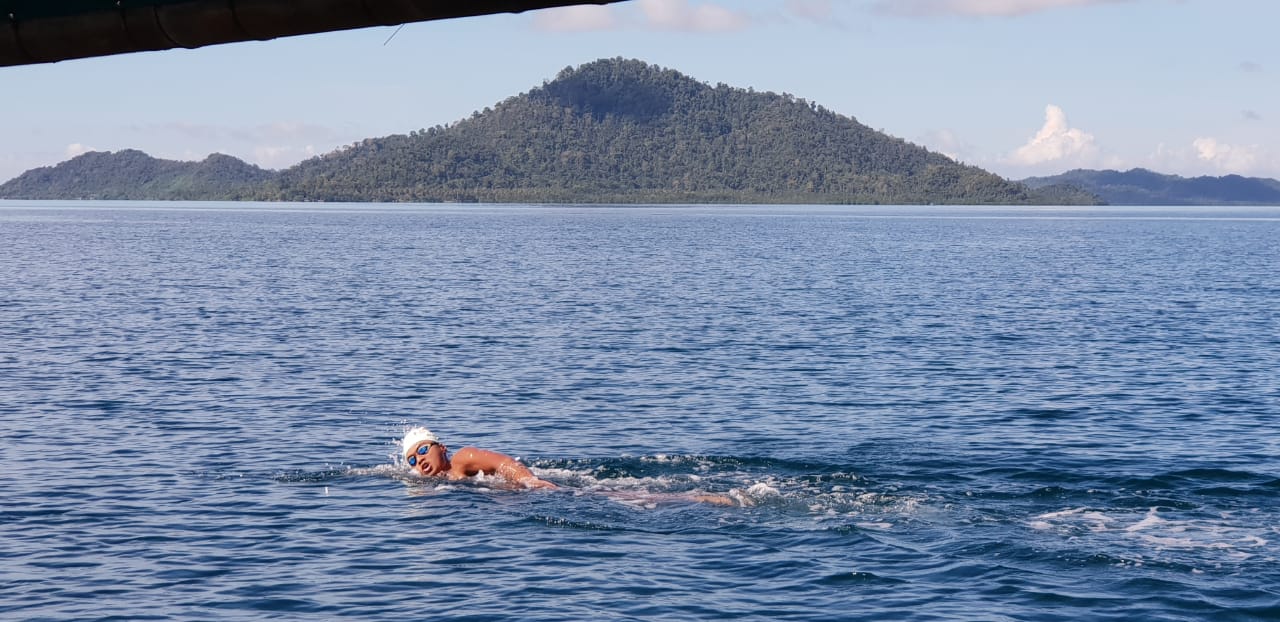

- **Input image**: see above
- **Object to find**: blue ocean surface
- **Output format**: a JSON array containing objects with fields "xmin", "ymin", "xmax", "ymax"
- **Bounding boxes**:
[{"xmin": 1, "ymin": 201, "xmax": 1277, "ymax": 621}]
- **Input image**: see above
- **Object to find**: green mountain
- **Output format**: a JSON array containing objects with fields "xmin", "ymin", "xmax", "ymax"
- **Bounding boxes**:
[
  {"xmin": 0, "ymin": 149, "xmax": 272, "ymax": 200},
  {"xmin": 3, "ymin": 58, "xmax": 1098, "ymax": 205},
  {"xmin": 1022, "ymin": 168, "xmax": 1280, "ymax": 206},
  {"xmin": 262, "ymin": 59, "xmax": 1092, "ymax": 204}
]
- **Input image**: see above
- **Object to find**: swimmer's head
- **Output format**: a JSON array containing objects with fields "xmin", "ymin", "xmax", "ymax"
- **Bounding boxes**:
[
  {"xmin": 401, "ymin": 427, "xmax": 439, "ymax": 459},
  {"xmin": 402, "ymin": 427, "xmax": 449, "ymax": 476}
]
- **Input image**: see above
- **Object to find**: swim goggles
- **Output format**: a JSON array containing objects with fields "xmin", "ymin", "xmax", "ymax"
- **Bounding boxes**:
[{"xmin": 406, "ymin": 442, "xmax": 439, "ymax": 467}]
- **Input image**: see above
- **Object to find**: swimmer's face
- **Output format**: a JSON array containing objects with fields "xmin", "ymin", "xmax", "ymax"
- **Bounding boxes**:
[{"xmin": 406, "ymin": 440, "xmax": 448, "ymax": 476}]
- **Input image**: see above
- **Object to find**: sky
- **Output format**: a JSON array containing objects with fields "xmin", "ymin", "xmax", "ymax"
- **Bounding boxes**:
[{"xmin": 2, "ymin": 0, "xmax": 1277, "ymax": 183}]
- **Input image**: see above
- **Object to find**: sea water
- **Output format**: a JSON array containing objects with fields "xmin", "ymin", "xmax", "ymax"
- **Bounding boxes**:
[{"xmin": 1, "ymin": 202, "xmax": 1277, "ymax": 620}]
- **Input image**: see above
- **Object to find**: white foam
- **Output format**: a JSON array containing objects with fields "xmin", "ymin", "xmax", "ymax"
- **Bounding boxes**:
[
  {"xmin": 856, "ymin": 522, "xmax": 893, "ymax": 530},
  {"xmin": 525, "ymin": 465, "xmax": 740, "ymax": 508},
  {"xmin": 638, "ymin": 454, "xmax": 719, "ymax": 470},
  {"xmin": 349, "ymin": 464, "xmax": 405, "ymax": 478},
  {"xmin": 1030, "ymin": 506, "xmax": 1273, "ymax": 561},
  {"xmin": 534, "ymin": 467, "xmax": 694, "ymax": 492},
  {"xmin": 1124, "ymin": 508, "xmax": 1165, "ymax": 532}
]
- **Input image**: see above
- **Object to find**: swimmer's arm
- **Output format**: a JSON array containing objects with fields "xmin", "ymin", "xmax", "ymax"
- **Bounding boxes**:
[{"xmin": 450, "ymin": 447, "xmax": 557, "ymax": 489}]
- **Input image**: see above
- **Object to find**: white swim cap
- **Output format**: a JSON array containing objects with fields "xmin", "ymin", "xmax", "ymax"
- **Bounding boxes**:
[{"xmin": 401, "ymin": 427, "xmax": 439, "ymax": 457}]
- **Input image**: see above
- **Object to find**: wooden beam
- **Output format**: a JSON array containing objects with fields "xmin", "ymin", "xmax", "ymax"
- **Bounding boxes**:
[{"xmin": 1, "ymin": 0, "xmax": 628, "ymax": 67}]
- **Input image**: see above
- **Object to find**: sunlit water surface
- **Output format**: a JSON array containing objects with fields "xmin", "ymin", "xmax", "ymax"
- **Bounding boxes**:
[{"xmin": 2, "ymin": 202, "xmax": 1278, "ymax": 620}]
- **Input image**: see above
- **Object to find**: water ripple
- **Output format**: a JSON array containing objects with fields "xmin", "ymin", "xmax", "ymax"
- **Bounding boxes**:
[{"xmin": 2, "ymin": 204, "xmax": 1278, "ymax": 620}]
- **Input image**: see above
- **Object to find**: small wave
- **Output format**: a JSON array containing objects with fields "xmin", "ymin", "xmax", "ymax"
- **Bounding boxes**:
[
  {"xmin": 1108, "ymin": 467, "xmax": 1277, "ymax": 491},
  {"xmin": 1029, "ymin": 507, "xmax": 1117, "ymax": 532},
  {"xmin": 1167, "ymin": 468, "xmax": 1264, "ymax": 482},
  {"xmin": 522, "ymin": 515, "xmax": 618, "ymax": 531},
  {"xmin": 1028, "ymin": 506, "xmax": 1273, "ymax": 566},
  {"xmin": 272, "ymin": 466, "xmax": 369, "ymax": 483},
  {"xmin": 817, "ymin": 570, "xmax": 907, "ymax": 585}
]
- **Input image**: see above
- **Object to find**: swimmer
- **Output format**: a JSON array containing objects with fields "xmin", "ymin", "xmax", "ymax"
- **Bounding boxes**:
[
  {"xmin": 399, "ymin": 427, "xmax": 738, "ymax": 505},
  {"xmin": 401, "ymin": 427, "xmax": 557, "ymax": 490}
]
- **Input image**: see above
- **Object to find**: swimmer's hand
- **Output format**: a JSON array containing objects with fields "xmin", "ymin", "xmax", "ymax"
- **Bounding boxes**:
[{"xmin": 522, "ymin": 477, "xmax": 558, "ymax": 490}]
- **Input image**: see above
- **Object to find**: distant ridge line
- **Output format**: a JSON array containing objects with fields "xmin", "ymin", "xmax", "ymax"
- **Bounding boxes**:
[{"xmin": 1022, "ymin": 168, "xmax": 1280, "ymax": 206}]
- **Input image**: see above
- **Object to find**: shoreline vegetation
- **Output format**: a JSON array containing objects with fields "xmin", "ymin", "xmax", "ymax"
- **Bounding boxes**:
[{"xmin": 3, "ymin": 58, "xmax": 1272, "ymax": 206}]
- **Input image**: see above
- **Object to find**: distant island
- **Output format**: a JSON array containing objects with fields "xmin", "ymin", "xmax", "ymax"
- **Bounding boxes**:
[
  {"xmin": 1022, "ymin": 168, "xmax": 1280, "ymax": 206},
  {"xmin": 3, "ymin": 58, "xmax": 1103, "ymax": 205}
]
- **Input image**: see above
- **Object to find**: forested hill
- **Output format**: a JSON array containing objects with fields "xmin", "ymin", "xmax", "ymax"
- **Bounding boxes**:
[
  {"xmin": 1022, "ymin": 168, "xmax": 1280, "ymax": 206},
  {"xmin": 262, "ymin": 59, "xmax": 1093, "ymax": 204},
  {"xmin": 0, "ymin": 150, "xmax": 271, "ymax": 200},
  {"xmin": 2, "ymin": 58, "xmax": 1098, "ymax": 205}
]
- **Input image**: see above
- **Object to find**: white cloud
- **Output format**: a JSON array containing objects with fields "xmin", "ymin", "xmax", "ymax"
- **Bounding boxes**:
[
  {"xmin": 1010, "ymin": 104, "xmax": 1098, "ymax": 166},
  {"xmin": 531, "ymin": 5, "xmax": 618, "ymax": 31},
  {"xmin": 639, "ymin": 0, "xmax": 750, "ymax": 31},
  {"xmin": 919, "ymin": 128, "xmax": 972, "ymax": 163},
  {"xmin": 1192, "ymin": 137, "xmax": 1261, "ymax": 173},
  {"xmin": 876, "ymin": 0, "xmax": 1134, "ymax": 18},
  {"xmin": 252, "ymin": 145, "xmax": 321, "ymax": 170},
  {"xmin": 65, "ymin": 143, "xmax": 95, "ymax": 158},
  {"xmin": 1143, "ymin": 139, "xmax": 1280, "ymax": 178}
]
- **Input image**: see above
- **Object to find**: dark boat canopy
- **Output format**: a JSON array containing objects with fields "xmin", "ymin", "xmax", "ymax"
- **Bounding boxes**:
[{"xmin": 1, "ymin": 0, "xmax": 627, "ymax": 67}]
